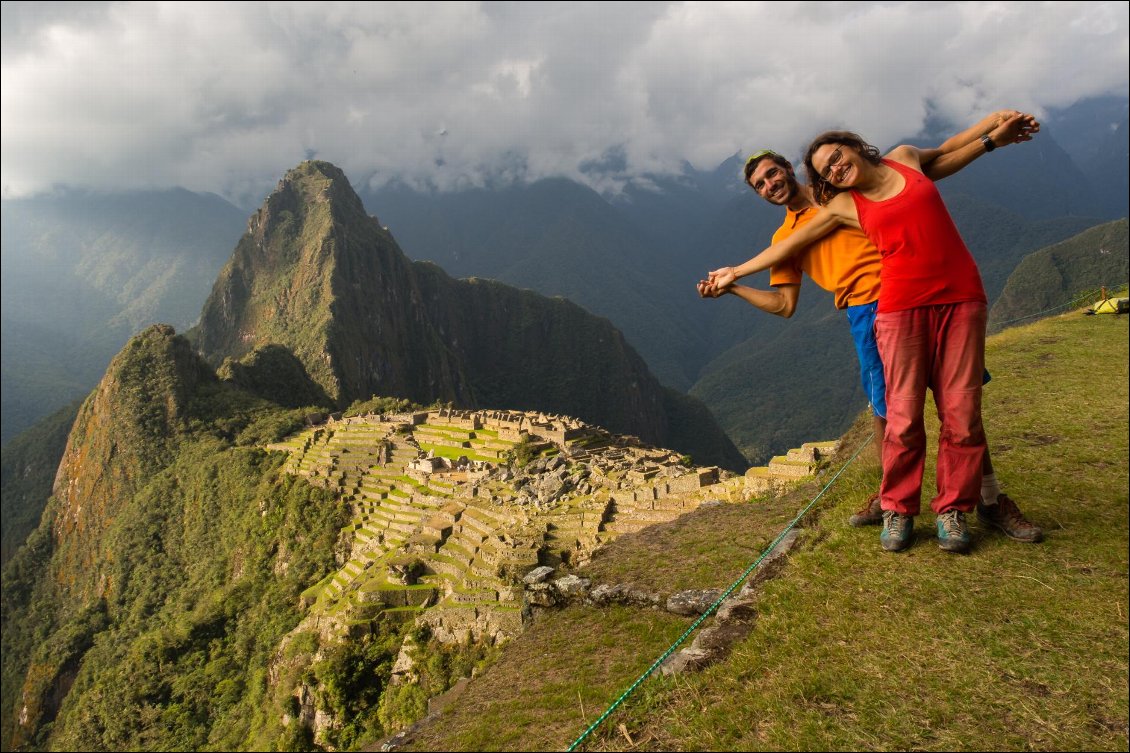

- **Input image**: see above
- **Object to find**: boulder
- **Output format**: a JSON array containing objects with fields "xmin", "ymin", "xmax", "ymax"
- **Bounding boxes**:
[
  {"xmin": 666, "ymin": 588, "xmax": 723, "ymax": 616},
  {"xmin": 522, "ymin": 566, "xmax": 555, "ymax": 585}
]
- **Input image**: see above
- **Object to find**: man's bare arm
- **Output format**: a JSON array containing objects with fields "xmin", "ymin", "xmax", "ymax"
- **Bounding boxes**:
[
  {"xmin": 729, "ymin": 282, "xmax": 801, "ymax": 318},
  {"xmin": 699, "ymin": 280, "xmax": 801, "ymax": 318}
]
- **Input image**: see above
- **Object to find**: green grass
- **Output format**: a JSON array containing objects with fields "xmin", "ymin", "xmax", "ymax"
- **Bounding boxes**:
[
  {"xmin": 405, "ymin": 605, "xmax": 693, "ymax": 752},
  {"xmin": 579, "ymin": 496, "xmax": 799, "ymax": 596},
  {"xmin": 393, "ymin": 310, "xmax": 1128, "ymax": 752},
  {"xmin": 417, "ymin": 442, "xmax": 496, "ymax": 463}
]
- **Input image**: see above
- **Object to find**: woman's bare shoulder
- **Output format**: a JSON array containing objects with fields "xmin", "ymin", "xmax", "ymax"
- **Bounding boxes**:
[
  {"xmin": 826, "ymin": 192, "xmax": 860, "ymax": 226},
  {"xmin": 884, "ymin": 144, "xmax": 935, "ymax": 172}
]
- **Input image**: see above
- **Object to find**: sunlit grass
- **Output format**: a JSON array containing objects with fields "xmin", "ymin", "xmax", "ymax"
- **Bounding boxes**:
[{"xmin": 393, "ymin": 311, "xmax": 1127, "ymax": 752}]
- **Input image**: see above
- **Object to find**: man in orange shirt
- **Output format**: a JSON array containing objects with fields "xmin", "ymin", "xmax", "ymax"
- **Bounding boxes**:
[{"xmin": 698, "ymin": 116, "xmax": 1042, "ymax": 543}]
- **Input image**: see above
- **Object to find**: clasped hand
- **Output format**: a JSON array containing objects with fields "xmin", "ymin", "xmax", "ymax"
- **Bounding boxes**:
[{"xmin": 697, "ymin": 272, "xmax": 731, "ymax": 299}]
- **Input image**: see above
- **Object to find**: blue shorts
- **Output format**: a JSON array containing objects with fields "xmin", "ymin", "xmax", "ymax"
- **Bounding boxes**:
[
  {"xmin": 846, "ymin": 302, "xmax": 887, "ymax": 419},
  {"xmin": 845, "ymin": 300, "xmax": 991, "ymax": 419}
]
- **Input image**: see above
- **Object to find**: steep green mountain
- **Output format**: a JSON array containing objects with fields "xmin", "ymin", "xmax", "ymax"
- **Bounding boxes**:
[
  {"xmin": 193, "ymin": 160, "xmax": 744, "ymax": 472},
  {"xmin": 46, "ymin": 325, "xmax": 217, "ymax": 590},
  {"xmin": 1, "ymin": 325, "xmax": 345, "ymax": 751},
  {"xmin": 0, "ymin": 344, "xmax": 330, "ymax": 574},
  {"xmin": 989, "ymin": 218, "xmax": 1129, "ymax": 330},
  {"xmin": 0, "ymin": 189, "xmax": 246, "ymax": 444}
]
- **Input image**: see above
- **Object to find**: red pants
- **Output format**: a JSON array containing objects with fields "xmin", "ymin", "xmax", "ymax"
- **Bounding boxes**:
[{"xmin": 874, "ymin": 302, "xmax": 987, "ymax": 515}]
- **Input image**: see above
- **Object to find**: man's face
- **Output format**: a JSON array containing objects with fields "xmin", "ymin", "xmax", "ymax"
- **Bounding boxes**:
[{"xmin": 747, "ymin": 158, "xmax": 798, "ymax": 205}]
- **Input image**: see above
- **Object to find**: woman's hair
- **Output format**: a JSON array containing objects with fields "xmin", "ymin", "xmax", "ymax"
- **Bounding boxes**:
[{"xmin": 803, "ymin": 131, "xmax": 882, "ymax": 205}]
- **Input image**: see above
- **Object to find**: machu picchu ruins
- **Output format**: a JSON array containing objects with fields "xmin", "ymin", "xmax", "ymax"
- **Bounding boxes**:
[{"xmin": 266, "ymin": 406, "xmax": 838, "ymax": 647}]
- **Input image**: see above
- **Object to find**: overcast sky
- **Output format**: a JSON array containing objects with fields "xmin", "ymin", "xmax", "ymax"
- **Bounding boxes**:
[{"xmin": 2, "ymin": 1, "xmax": 1127, "ymax": 208}]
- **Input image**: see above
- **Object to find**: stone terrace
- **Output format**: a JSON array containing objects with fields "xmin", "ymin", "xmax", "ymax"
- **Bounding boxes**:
[{"xmin": 267, "ymin": 408, "xmax": 833, "ymax": 645}]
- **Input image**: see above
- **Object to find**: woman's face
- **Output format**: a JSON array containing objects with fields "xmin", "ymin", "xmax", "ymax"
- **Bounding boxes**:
[{"xmin": 811, "ymin": 143, "xmax": 856, "ymax": 189}]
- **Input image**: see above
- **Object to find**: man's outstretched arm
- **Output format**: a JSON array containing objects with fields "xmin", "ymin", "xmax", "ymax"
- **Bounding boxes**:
[{"xmin": 698, "ymin": 280, "xmax": 801, "ymax": 318}]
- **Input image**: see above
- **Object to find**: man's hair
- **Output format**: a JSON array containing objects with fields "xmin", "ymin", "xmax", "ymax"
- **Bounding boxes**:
[
  {"xmin": 743, "ymin": 150, "xmax": 793, "ymax": 187},
  {"xmin": 802, "ymin": 131, "xmax": 882, "ymax": 205}
]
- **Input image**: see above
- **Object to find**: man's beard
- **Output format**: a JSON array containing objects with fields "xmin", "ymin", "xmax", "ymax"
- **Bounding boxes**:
[{"xmin": 767, "ymin": 174, "xmax": 799, "ymax": 205}]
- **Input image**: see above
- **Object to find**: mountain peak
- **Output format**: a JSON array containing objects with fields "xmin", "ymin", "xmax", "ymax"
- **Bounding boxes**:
[
  {"xmin": 52, "ymin": 324, "xmax": 214, "ymax": 590},
  {"xmin": 192, "ymin": 161, "xmax": 744, "ymax": 469},
  {"xmin": 194, "ymin": 158, "xmax": 463, "ymax": 406},
  {"xmin": 278, "ymin": 160, "xmax": 361, "ymax": 206},
  {"xmin": 251, "ymin": 159, "xmax": 371, "ymax": 238}
]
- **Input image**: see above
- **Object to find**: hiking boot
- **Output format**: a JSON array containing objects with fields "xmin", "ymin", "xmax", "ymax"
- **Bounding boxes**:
[
  {"xmin": 849, "ymin": 493, "xmax": 883, "ymax": 527},
  {"xmin": 977, "ymin": 494, "xmax": 1044, "ymax": 543},
  {"xmin": 936, "ymin": 510, "xmax": 972, "ymax": 553},
  {"xmin": 880, "ymin": 510, "xmax": 914, "ymax": 552}
]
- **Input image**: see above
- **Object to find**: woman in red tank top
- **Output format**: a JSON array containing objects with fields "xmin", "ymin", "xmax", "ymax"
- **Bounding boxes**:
[{"xmin": 804, "ymin": 130, "xmax": 995, "ymax": 553}]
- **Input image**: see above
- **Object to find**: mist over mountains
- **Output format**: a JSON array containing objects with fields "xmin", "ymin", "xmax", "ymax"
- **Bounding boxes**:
[
  {"xmin": 0, "ymin": 190, "xmax": 246, "ymax": 443},
  {"xmin": 1, "ymin": 97, "xmax": 1127, "ymax": 459}
]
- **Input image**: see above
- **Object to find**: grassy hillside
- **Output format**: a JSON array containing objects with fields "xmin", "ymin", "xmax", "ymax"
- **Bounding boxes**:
[
  {"xmin": 989, "ymin": 218, "xmax": 1129, "ymax": 332},
  {"xmin": 394, "ymin": 307, "xmax": 1128, "ymax": 751}
]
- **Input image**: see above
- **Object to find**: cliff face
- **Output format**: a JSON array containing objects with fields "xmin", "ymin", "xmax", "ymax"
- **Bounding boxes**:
[
  {"xmin": 2, "ymin": 324, "xmax": 347, "ymax": 751},
  {"xmin": 193, "ymin": 161, "xmax": 467, "ymax": 409},
  {"xmin": 412, "ymin": 269, "xmax": 671, "ymax": 451},
  {"xmin": 51, "ymin": 325, "xmax": 215, "ymax": 595},
  {"xmin": 4, "ymin": 325, "xmax": 220, "ymax": 747},
  {"xmin": 193, "ymin": 160, "xmax": 745, "ymax": 471}
]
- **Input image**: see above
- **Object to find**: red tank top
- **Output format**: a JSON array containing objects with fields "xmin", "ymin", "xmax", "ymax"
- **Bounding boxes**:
[{"xmin": 850, "ymin": 159, "xmax": 986, "ymax": 313}]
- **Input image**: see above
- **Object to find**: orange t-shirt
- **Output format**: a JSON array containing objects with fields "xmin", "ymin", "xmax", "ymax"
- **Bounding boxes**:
[{"xmin": 768, "ymin": 205, "xmax": 882, "ymax": 310}]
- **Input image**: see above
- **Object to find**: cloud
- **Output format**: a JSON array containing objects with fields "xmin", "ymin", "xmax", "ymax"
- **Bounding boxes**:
[{"xmin": 1, "ymin": 0, "xmax": 1127, "ymax": 207}]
